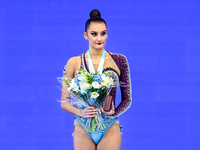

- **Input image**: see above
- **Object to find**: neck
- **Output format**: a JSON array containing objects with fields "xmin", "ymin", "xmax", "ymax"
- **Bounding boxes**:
[{"xmin": 88, "ymin": 47, "xmax": 104, "ymax": 58}]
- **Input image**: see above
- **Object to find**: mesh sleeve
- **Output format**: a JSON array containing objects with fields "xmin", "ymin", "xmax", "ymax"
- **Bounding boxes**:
[{"xmin": 113, "ymin": 54, "xmax": 132, "ymax": 117}]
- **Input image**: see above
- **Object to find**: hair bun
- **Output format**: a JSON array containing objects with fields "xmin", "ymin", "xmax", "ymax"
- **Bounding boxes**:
[{"xmin": 90, "ymin": 9, "xmax": 101, "ymax": 18}]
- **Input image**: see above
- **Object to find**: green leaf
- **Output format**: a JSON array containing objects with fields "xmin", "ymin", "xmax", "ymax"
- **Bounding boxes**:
[
  {"xmin": 86, "ymin": 74, "xmax": 93, "ymax": 84},
  {"xmin": 92, "ymin": 118, "xmax": 97, "ymax": 131},
  {"xmin": 62, "ymin": 78, "xmax": 70, "ymax": 87},
  {"xmin": 107, "ymin": 71, "xmax": 114, "ymax": 77}
]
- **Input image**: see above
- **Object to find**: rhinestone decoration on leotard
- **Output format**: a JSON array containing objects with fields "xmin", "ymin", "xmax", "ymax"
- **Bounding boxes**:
[
  {"xmin": 70, "ymin": 51, "xmax": 132, "ymax": 144},
  {"xmin": 82, "ymin": 51, "xmax": 132, "ymax": 117},
  {"xmin": 108, "ymin": 52, "xmax": 132, "ymax": 117}
]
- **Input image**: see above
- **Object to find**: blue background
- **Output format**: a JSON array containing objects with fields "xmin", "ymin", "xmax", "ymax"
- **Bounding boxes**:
[{"xmin": 1, "ymin": 0, "xmax": 200, "ymax": 149}]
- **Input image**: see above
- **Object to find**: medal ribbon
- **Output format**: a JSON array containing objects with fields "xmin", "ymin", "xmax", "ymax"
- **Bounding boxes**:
[{"xmin": 87, "ymin": 50, "xmax": 105, "ymax": 74}]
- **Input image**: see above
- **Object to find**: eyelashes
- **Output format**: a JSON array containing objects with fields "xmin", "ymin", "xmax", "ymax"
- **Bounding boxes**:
[
  {"xmin": 90, "ymin": 31, "xmax": 107, "ymax": 36},
  {"xmin": 91, "ymin": 32, "xmax": 97, "ymax": 36},
  {"xmin": 101, "ymin": 32, "xmax": 106, "ymax": 36}
]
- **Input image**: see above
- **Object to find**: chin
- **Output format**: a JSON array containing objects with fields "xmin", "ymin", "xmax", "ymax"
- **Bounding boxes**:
[
  {"xmin": 91, "ymin": 46, "xmax": 103, "ymax": 50},
  {"xmin": 95, "ymin": 45, "xmax": 105, "ymax": 50},
  {"xmin": 96, "ymin": 47, "xmax": 104, "ymax": 50}
]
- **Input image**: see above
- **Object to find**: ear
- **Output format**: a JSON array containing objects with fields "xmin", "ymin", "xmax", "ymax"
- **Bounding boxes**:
[{"xmin": 84, "ymin": 32, "xmax": 88, "ymax": 40}]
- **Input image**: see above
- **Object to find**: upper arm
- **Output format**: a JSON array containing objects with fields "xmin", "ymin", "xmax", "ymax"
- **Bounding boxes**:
[
  {"xmin": 63, "ymin": 57, "xmax": 77, "ymax": 79},
  {"xmin": 119, "ymin": 54, "xmax": 132, "ymax": 103},
  {"xmin": 61, "ymin": 57, "xmax": 77, "ymax": 99}
]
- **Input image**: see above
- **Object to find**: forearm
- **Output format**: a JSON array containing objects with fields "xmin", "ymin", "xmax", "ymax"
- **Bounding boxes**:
[
  {"xmin": 113, "ymin": 99, "xmax": 131, "ymax": 117},
  {"xmin": 61, "ymin": 80, "xmax": 81, "ymax": 116},
  {"xmin": 61, "ymin": 101, "xmax": 98, "ymax": 118},
  {"xmin": 61, "ymin": 102, "xmax": 82, "ymax": 116}
]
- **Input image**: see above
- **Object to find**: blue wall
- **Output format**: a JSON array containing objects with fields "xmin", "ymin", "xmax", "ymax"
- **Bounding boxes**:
[{"xmin": 0, "ymin": 0, "xmax": 200, "ymax": 149}]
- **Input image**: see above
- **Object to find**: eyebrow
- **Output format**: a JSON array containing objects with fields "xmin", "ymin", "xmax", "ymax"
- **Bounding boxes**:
[{"xmin": 90, "ymin": 30, "xmax": 107, "ymax": 33}]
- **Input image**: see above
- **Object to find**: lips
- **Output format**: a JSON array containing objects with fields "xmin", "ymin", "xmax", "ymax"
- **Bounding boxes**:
[{"xmin": 97, "ymin": 43, "xmax": 102, "ymax": 45}]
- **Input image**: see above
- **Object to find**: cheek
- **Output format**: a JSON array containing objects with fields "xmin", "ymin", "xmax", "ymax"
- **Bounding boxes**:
[
  {"xmin": 88, "ymin": 36, "xmax": 96, "ymax": 42},
  {"xmin": 90, "ymin": 38, "xmax": 95, "ymax": 43},
  {"xmin": 103, "ymin": 36, "xmax": 107, "ymax": 41}
]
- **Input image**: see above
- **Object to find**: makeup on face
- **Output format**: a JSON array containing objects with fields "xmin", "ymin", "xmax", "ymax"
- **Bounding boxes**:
[
  {"xmin": 85, "ymin": 22, "xmax": 108, "ymax": 51},
  {"xmin": 90, "ymin": 30, "xmax": 107, "ymax": 37}
]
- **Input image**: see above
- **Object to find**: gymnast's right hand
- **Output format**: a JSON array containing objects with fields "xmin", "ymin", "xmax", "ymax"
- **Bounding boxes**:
[{"xmin": 78, "ymin": 106, "xmax": 98, "ymax": 118}]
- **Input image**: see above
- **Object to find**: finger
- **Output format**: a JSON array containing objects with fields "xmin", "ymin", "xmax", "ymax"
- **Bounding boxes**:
[
  {"xmin": 85, "ymin": 109, "xmax": 94, "ymax": 112},
  {"xmin": 86, "ymin": 107, "xmax": 94, "ymax": 110},
  {"xmin": 85, "ymin": 110, "xmax": 98, "ymax": 114},
  {"xmin": 85, "ymin": 113, "xmax": 98, "ymax": 116},
  {"xmin": 88, "ymin": 106, "xmax": 98, "ymax": 109},
  {"xmin": 86, "ymin": 114, "xmax": 96, "ymax": 118},
  {"xmin": 86, "ymin": 107, "xmax": 98, "ymax": 112},
  {"xmin": 85, "ymin": 107, "xmax": 95, "ymax": 111},
  {"xmin": 100, "ymin": 105, "xmax": 104, "ymax": 112},
  {"xmin": 112, "ymin": 103, "xmax": 115, "ymax": 113},
  {"xmin": 112, "ymin": 102, "xmax": 115, "ymax": 110},
  {"xmin": 86, "ymin": 109, "xmax": 98, "ymax": 113}
]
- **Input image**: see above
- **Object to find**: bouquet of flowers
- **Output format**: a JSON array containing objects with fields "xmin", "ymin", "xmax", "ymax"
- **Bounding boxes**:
[{"xmin": 62, "ymin": 69, "xmax": 114, "ymax": 131}]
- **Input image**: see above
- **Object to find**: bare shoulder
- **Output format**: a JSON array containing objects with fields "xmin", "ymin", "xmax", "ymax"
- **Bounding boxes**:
[
  {"xmin": 66, "ymin": 55, "xmax": 82, "ymax": 67},
  {"xmin": 63, "ymin": 55, "xmax": 81, "ymax": 77},
  {"xmin": 67, "ymin": 56, "xmax": 78, "ymax": 65}
]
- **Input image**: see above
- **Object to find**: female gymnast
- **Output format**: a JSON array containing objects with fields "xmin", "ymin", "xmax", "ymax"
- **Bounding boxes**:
[{"xmin": 61, "ymin": 9, "xmax": 132, "ymax": 150}]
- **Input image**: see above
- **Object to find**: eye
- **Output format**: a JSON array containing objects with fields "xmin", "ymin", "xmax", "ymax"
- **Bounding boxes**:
[
  {"xmin": 101, "ymin": 31, "xmax": 106, "ymax": 36},
  {"xmin": 91, "ymin": 32, "xmax": 97, "ymax": 36}
]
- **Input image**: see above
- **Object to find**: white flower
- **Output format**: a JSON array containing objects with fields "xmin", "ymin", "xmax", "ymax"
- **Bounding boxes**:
[
  {"xmin": 68, "ymin": 79, "xmax": 79, "ymax": 92},
  {"xmin": 91, "ymin": 81, "xmax": 101, "ymax": 89},
  {"xmin": 101, "ymin": 74, "xmax": 113, "ymax": 88},
  {"xmin": 78, "ymin": 74, "xmax": 87, "ymax": 83},
  {"xmin": 80, "ymin": 82, "xmax": 92, "ymax": 94},
  {"xmin": 91, "ymin": 92, "xmax": 99, "ymax": 99}
]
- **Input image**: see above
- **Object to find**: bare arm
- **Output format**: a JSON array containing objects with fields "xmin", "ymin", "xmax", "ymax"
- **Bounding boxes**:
[{"xmin": 61, "ymin": 57, "xmax": 98, "ymax": 118}]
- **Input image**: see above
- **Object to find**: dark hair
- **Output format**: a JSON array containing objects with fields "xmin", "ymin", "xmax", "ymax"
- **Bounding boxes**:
[{"xmin": 85, "ymin": 9, "xmax": 107, "ymax": 32}]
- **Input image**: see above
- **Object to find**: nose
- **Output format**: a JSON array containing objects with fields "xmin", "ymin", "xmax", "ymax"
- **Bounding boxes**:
[{"xmin": 97, "ymin": 35, "xmax": 102, "ymax": 42}]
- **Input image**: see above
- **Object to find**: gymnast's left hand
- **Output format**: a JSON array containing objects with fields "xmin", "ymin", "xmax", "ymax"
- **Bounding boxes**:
[{"xmin": 100, "ymin": 102, "xmax": 115, "ymax": 116}]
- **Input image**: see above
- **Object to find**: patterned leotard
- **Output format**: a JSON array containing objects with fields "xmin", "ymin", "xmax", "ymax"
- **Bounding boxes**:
[{"xmin": 64, "ymin": 51, "xmax": 132, "ymax": 144}]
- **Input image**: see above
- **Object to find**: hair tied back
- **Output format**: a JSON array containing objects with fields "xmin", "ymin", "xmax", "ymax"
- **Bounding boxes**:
[
  {"xmin": 85, "ymin": 9, "xmax": 106, "ymax": 32},
  {"xmin": 90, "ymin": 9, "xmax": 101, "ymax": 18}
]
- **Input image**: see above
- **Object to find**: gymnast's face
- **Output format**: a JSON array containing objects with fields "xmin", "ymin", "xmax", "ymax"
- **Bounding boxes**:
[{"xmin": 84, "ymin": 22, "xmax": 107, "ymax": 51}]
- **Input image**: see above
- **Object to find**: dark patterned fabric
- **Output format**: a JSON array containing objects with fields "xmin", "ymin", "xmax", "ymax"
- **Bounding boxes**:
[{"xmin": 81, "ymin": 51, "xmax": 132, "ymax": 117}]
